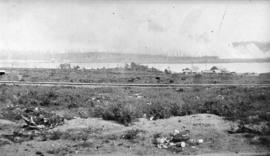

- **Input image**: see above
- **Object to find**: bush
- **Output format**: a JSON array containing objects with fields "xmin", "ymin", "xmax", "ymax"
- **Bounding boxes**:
[
  {"xmin": 122, "ymin": 129, "xmax": 144, "ymax": 140},
  {"xmin": 98, "ymin": 102, "xmax": 139, "ymax": 126},
  {"xmin": 143, "ymin": 99, "xmax": 185, "ymax": 120},
  {"xmin": 144, "ymin": 101, "xmax": 171, "ymax": 119},
  {"xmin": 164, "ymin": 69, "xmax": 172, "ymax": 74},
  {"xmin": 47, "ymin": 127, "xmax": 99, "ymax": 141}
]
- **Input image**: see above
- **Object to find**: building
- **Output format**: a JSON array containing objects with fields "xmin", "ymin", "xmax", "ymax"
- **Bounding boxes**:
[{"xmin": 182, "ymin": 68, "xmax": 193, "ymax": 74}]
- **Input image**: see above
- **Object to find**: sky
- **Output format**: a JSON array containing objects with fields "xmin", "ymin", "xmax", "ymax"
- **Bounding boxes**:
[{"xmin": 0, "ymin": 0, "xmax": 270, "ymax": 58}]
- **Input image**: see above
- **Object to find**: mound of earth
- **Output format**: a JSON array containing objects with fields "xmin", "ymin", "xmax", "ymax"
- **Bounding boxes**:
[{"xmin": 0, "ymin": 114, "xmax": 269, "ymax": 156}]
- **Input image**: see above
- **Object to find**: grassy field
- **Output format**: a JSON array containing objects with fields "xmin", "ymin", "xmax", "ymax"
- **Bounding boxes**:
[
  {"xmin": 1, "ymin": 63, "xmax": 270, "ymax": 84},
  {"xmin": 0, "ymin": 64, "xmax": 269, "ymax": 155},
  {"xmin": 1, "ymin": 85, "xmax": 269, "ymax": 126}
]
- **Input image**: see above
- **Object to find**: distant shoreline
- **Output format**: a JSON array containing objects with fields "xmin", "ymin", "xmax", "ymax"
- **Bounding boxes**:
[
  {"xmin": 0, "ymin": 61, "xmax": 270, "ymax": 73},
  {"xmin": 1, "ymin": 52, "xmax": 269, "ymax": 64},
  {"xmin": 0, "ymin": 59, "xmax": 270, "ymax": 64}
]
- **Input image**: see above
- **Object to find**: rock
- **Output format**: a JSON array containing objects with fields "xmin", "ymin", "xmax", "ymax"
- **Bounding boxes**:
[
  {"xmin": 180, "ymin": 141, "xmax": 186, "ymax": 147},
  {"xmin": 197, "ymin": 139, "xmax": 204, "ymax": 144},
  {"xmin": 156, "ymin": 137, "xmax": 167, "ymax": 144},
  {"xmin": 36, "ymin": 151, "xmax": 44, "ymax": 156},
  {"xmin": 143, "ymin": 114, "xmax": 147, "ymax": 118},
  {"xmin": 174, "ymin": 129, "xmax": 180, "ymax": 135}
]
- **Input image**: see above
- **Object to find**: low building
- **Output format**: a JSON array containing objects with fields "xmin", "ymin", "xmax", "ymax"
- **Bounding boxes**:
[{"xmin": 182, "ymin": 68, "xmax": 193, "ymax": 74}]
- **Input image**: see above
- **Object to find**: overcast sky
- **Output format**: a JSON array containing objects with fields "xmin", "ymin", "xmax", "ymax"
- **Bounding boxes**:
[{"xmin": 0, "ymin": 0, "xmax": 269, "ymax": 58}]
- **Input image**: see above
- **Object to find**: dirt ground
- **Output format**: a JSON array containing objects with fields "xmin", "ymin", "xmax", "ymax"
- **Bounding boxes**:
[{"xmin": 1, "ymin": 114, "xmax": 269, "ymax": 156}]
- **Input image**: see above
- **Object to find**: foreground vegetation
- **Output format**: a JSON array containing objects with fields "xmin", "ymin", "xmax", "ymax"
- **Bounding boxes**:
[{"xmin": 0, "ymin": 85, "xmax": 269, "ymax": 130}]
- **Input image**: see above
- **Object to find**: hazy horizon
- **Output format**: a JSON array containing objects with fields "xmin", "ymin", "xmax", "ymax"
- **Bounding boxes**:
[{"xmin": 0, "ymin": 0, "xmax": 270, "ymax": 59}]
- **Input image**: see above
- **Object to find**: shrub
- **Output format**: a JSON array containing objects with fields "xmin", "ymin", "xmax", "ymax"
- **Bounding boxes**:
[
  {"xmin": 164, "ymin": 69, "xmax": 172, "ymax": 74},
  {"xmin": 122, "ymin": 129, "xmax": 144, "ymax": 140},
  {"xmin": 99, "ymin": 102, "xmax": 139, "ymax": 126},
  {"xmin": 143, "ymin": 99, "xmax": 185, "ymax": 120},
  {"xmin": 144, "ymin": 101, "xmax": 171, "ymax": 119}
]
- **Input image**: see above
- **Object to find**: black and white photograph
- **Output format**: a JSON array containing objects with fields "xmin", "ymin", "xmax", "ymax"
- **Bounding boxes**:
[{"xmin": 0, "ymin": 0, "xmax": 269, "ymax": 155}]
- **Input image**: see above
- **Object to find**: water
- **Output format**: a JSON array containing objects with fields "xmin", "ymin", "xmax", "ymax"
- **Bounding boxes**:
[{"xmin": 0, "ymin": 60, "xmax": 269, "ymax": 73}]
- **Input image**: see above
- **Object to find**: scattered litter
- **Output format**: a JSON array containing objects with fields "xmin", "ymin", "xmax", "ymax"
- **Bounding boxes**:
[
  {"xmin": 171, "ymin": 130, "xmax": 190, "ymax": 142},
  {"xmin": 1, "ymin": 105, "xmax": 64, "ymax": 143},
  {"xmin": 20, "ymin": 107, "xmax": 64, "ymax": 129},
  {"xmin": 132, "ymin": 93, "xmax": 144, "ymax": 99},
  {"xmin": 180, "ymin": 141, "xmax": 186, "ymax": 147},
  {"xmin": 143, "ymin": 114, "xmax": 147, "ymax": 118},
  {"xmin": 197, "ymin": 139, "xmax": 204, "ymax": 144},
  {"xmin": 175, "ymin": 88, "xmax": 184, "ymax": 92},
  {"xmin": 91, "ymin": 95, "xmax": 111, "ymax": 102},
  {"xmin": 174, "ymin": 129, "xmax": 180, "ymax": 135},
  {"xmin": 153, "ymin": 130, "xmax": 204, "ymax": 153},
  {"xmin": 194, "ymin": 96, "xmax": 200, "ymax": 100},
  {"xmin": 228, "ymin": 122, "xmax": 265, "ymax": 135}
]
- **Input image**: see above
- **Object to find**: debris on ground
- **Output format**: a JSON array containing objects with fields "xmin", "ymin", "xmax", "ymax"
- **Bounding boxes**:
[
  {"xmin": 122, "ymin": 129, "xmax": 145, "ymax": 140},
  {"xmin": 0, "ymin": 138, "xmax": 12, "ymax": 146},
  {"xmin": 227, "ymin": 122, "xmax": 270, "ymax": 145},
  {"xmin": 1, "ymin": 105, "xmax": 64, "ymax": 129},
  {"xmin": 0, "ymin": 105, "xmax": 64, "ymax": 143},
  {"xmin": 91, "ymin": 94, "xmax": 111, "ymax": 103},
  {"xmin": 228, "ymin": 122, "xmax": 268, "ymax": 135},
  {"xmin": 153, "ymin": 129, "xmax": 203, "ymax": 153}
]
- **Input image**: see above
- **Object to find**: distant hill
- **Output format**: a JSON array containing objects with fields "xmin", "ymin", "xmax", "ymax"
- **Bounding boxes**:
[
  {"xmin": 232, "ymin": 41, "xmax": 270, "ymax": 53},
  {"xmin": 55, "ymin": 52, "xmax": 221, "ymax": 63},
  {"xmin": 54, "ymin": 52, "xmax": 270, "ymax": 63}
]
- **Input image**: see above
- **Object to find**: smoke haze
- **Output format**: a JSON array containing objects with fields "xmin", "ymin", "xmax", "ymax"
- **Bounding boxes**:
[{"xmin": 0, "ymin": 0, "xmax": 269, "ymax": 58}]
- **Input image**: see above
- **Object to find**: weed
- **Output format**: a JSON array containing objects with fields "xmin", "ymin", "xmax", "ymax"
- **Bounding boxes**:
[
  {"xmin": 122, "ymin": 129, "xmax": 144, "ymax": 140},
  {"xmin": 100, "ymin": 102, "xmax": 139, "ymax": 126}
]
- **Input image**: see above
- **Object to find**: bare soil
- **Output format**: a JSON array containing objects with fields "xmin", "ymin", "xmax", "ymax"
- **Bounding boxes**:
[{"xmin": 1, "ymin": 114, "xmax": 269, "ymax": 156}]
